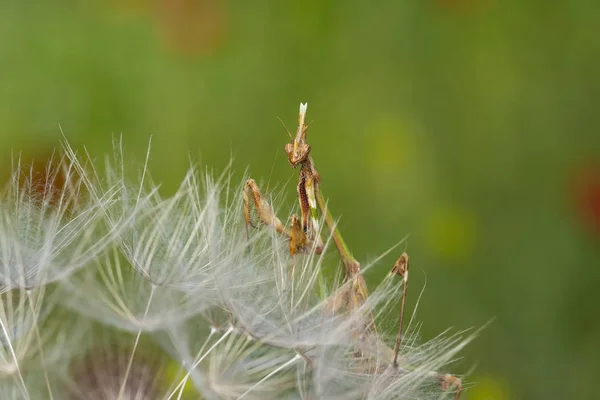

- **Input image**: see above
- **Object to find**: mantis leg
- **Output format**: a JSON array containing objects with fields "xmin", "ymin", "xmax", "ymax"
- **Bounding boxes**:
[
  {"xmin": 244, "ymin": 178, "xmax": 315, "ymax": 255},
  {"xmin": 244, "ymin": 179, "xmax": 287, "ymax": 235}
]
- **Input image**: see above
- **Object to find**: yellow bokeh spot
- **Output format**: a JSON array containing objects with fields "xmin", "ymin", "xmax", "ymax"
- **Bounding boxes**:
[
  {"xmin": 162, "ymin": 359, "xmax": 198, "ymax": 399},
  {"xmin": 425, "ymin": 206, "xmax": 475, "ymax": 262},
  {"xmin": 364, "ymin": 114, "xmax": 420, "ymax": 173},
  {"xmin": 467, "ymin": 376, "xmax": 510, "ymax": 400}
]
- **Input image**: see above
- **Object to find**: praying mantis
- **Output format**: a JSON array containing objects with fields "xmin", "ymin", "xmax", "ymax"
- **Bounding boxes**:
[
  {"xmin": 243, "ymin": 103, "xmax": 368, "ymax": 307},
  {"xmin": 243, "ymin": 103, "xmax": 462, "ymax": 399}
]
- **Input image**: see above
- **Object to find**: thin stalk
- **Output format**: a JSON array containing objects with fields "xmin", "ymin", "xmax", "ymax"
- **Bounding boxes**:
[
  {"xmin": 393, "ymin": 274, "xmax": 408, "ymax": 367},
  {"xmin": 391, "ymin": 253, "xmax": 409, "ymax": 367},
  {"xmin": 26, "ymin": 290, "xmax": 53, "ymax": 400},
  {"xmin": 0, "ymin": 316, "xmax": 30, "ymax": 400},
  {"xmin": 117, "ymin": 283, "xmax": 156, "ymax": 400},
  {"xmin": 315, "ymin": 186, "xmax": 377, "ymax": 344},
  {"xmin": 314, "ymin": 189, "xmax": 361, "ymax": 277},
  {"xmin": 167, "ymin": 327, "xmax": 234, "ymax": 399},
  {"xmin": 237, "ymin": 354, "xmax": 300, "ymax": 400},
  {"xmin": 166, "ymin": 328, "xmax": 216, "ymax": 400}
]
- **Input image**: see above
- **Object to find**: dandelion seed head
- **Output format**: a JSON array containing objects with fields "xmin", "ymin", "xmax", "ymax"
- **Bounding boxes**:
[
  {"xmin": 63, "ymin": 247, "xmax": 210, "ymax": 332},
  {"xmin": 0, "ymin": 153, "xmax": 116, "ymax": 291},
  {"xmin": 0, "ymin": 138, "xmax": 475, "ymax": 400},
  {"xmin": 197, "ymin": 329, "xmax": 301, "ymax": 399}
]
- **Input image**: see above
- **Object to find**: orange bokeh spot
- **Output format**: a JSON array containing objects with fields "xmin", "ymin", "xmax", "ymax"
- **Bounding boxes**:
[{"xmin": 155, "ymin": 0, "xmax": 229, "ymax": 57}]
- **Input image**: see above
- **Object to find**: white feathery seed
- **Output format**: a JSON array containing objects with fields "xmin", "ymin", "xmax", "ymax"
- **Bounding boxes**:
[
  {"xmin": 0, "ymin": 286, "xmax": 85, "ymax": 400},
  {"xmin": 63, "ymin": 246, "xmax": 208, "ymax": 332},
  {"xmin": 0, "ymin": 154, "xmax": 116, "ymax": 291}
]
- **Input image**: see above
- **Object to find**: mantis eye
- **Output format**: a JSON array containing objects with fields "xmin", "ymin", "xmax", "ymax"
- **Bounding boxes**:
[
  {"xmin": 304, "ymin": 144, "xmax": 311, "ymax": 155},
  {"xmin": 285, "ymin": 143, "xmax": 293, "ymax": 154}
]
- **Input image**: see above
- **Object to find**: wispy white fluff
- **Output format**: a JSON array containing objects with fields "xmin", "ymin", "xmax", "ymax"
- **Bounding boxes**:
[
  {"xmin": 0, "ymin": 286, "xmax": 86, "ymax": 400},
  {"xmin": 164, "ymin": 215, "xmax": 475, "ymax": 400},
  {"xmin": 65, "ymin": 138, "xmax": 226, "ymax": 292},
  {"xmin": 0, "ymin": 139, "xmax": 476, "ymax": 400},
  {"xmin": 0, "ymin": 154, "xmax": 116, "ymax": 291},
  {"xmin": 62, "ymin": 140, "xmax": 232, "ymax": 332},
  {"xmin": 63, "ymin": 246, "xmax": 209, "ymax": 332}
]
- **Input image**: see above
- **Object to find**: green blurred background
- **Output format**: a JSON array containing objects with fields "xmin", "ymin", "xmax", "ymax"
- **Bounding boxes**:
[{"xmin": 2, "ymin": 1, "xmax": 600, "ymax": 399}]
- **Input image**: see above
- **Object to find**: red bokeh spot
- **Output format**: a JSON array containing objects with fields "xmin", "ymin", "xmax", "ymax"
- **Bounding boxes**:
[
  {"xmin": 28, "ymin": 156, "xmax": 67, "ymax": 199},
  {"xmin": 1, "ymin": 150, "xmax": 77, "ymax": 209},
  {"xmin": 572, "ymin": 162, "xmax": 600, "ymax": 236}
]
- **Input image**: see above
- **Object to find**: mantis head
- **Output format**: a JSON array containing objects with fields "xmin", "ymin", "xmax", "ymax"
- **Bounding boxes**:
[
  {"xmin": 284, "ymin": 102, "xmax": 311, "ymax": 168},
  {"xmin": 285, "ymin": 140, "xmax": 311, "ymax": 168}
]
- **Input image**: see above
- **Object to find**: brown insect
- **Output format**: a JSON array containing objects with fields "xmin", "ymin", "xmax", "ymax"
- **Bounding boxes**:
[{"xmin": 243, "ymin": 103, "xmax": 462, "ymax": 399}]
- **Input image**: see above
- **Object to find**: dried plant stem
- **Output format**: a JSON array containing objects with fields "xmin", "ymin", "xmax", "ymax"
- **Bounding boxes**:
[
  {"xmin": 391, "ymin": 253, "xmax": 410, "ymax": 367},
  {"xmin": 393, "ymin": 277, "xmax": 408, "ymax": 367},
  {"xmin": 315, "ymin": 189, "xmax": 363, "ymax": 279}
]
